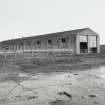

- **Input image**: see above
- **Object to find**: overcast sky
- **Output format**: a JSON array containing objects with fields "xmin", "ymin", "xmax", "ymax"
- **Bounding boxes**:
[{"xmin": 0, "ymin": 0, "xmax": 105, "ymax": 44}]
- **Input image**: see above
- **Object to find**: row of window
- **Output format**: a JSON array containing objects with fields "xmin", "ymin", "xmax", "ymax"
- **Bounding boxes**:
[
  {"xmin": 3, "ymin": 38, "xmax": 67, "ymax": 50},
  {"xmin": 19, "ymin": 38, "xmax": 66, "ymax": 46},
  {"xmin": 36, "ymin": 38, "xmax": 66, "ymax": 45}
]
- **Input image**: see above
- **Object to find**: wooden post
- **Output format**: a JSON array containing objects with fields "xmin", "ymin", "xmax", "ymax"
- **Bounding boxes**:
[
  {"xmin": 87, "ymin": 35, "xmax": 90, "ymax": 54},
  {"xmin": 14, "ymin": 44, "xmax": 16, "ymax": 59},
  {"xmin": 31, "ymin": 41, "xmax": 34, "ymax": 58},
  {"xmin": 46, "ymin": 39, "xmax": 48, "ymax": 56},
  {"xmin": 14, "ymin": 48, "xmax": 16, "ymax": 59},
  {"xmin": 22, "ymin": 41, "xmax": 25, "ymax": 59},
  {"xmin": 4, "ymin": 50, "xmax": 6, "ymax": 60},
  {"xmin": 76, "ymin": 33, "xmax": 80, "ymax": 54},
  {"xmin": 97, "ymin": 35, "xmax": 100, "ymax": 53}
]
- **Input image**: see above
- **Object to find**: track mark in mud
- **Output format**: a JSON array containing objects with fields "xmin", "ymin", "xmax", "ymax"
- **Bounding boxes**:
[
  {"xmin": 88, "ymin": 94, "xmax": 96, "ymax": 98},
  {"xmin": 16, "ymin": 82, "xmax": 37, "ymax": 95},
  {"xmin": 1, "ymin": 82, "xmax": 38, "ymax": 102},
  {"xmin": 3, "ymin": 84, "xmax": 18, "ymax": 101},
  {"xmin": 27, "ymin": 96, "xmax": 38, "ymax": 100},
  {"xmin": 81, "ymin": 96, "xmax": 85, "ymax": 99},
  {"xmin": 73, "ymin": 73, "xmax": 78, "ymax": 75},
  {"xmin": 67, "ymin": 75, "xmax": 71, "ymax": 78},
  {"xmin": 58, "ymin": 91, "xmax": 72, "ymax": 99},
  {"xmin": 15, "ymin": 95, "xmax": 21, "ymax": 98},
  {"xmin": 49, "ymin": 100, "xmax": 68, "ymax": 105},
  {"xmin": 93, "ymin": 101, "xmax": 98, "ymax": 104}
]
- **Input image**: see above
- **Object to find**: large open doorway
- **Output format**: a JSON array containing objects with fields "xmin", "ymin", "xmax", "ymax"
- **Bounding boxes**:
[
  {"xmin": 80, "ymin": 42, "xmax": 88, "ymax": 53},
  {"xmin": 80, "ymin": 36, "xmax": 88, "ymax": 54}
]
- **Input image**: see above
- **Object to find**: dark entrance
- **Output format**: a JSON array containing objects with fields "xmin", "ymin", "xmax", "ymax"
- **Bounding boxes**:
[
  {"xmin": 90, "ymin": 47, "xmax": 97, "ymax": 53},
  {"xmin": 80, "ymin": 42, "xmax": 88, "ymax": 53}
]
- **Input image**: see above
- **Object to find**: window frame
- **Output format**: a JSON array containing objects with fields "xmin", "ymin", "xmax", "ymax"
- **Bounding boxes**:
[{"xmin": 61, "ymin": 38, "xmax": 66, "ymax": 43}]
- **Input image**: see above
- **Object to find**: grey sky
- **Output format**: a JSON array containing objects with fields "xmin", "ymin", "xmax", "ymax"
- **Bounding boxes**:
[{"xmin": 0, "ymin": 0, "xmax": 105, "ymax": 44}]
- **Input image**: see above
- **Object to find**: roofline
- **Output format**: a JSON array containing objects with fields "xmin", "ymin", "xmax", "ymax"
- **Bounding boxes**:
[{"xmin": 0, "ymin": 27, "xmax": 96, "ymax": 44}]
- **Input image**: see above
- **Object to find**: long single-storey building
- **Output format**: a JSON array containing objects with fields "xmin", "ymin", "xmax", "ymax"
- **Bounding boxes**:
[{"xmin": 0, "ymin": 28, "xmax": 100, "ymax": 55}]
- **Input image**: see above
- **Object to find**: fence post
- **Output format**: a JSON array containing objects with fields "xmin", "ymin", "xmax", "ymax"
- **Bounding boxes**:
[
  {"xmin": 4, "ymin": 50, "xmax": 6, "ymax": 60},
  {"xmin": 14, "ymin": 50, "xmax": 16, "ymax": 59}
]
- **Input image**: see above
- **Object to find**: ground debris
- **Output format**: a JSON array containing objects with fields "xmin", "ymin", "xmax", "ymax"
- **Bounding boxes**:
[
  {"xmin": 49, "ymin": 100, "xmax": 69, "ymax": 105},
  {"xmin": 73, "ymin": 73, "xmax": 78, "ymax": 75},
  {"xmin": 58, "ymin": 91, "xmax": 72, "ymax": 99},
  {"xmin": 88, "ymin": 94, "xmax": 96, "ymax": 98},
  {"xmin": 27, "ymin": 96, "xmax": 38, "ymax": 100}
]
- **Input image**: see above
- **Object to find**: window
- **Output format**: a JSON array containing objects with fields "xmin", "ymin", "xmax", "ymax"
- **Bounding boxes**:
[
  {"xmin": 48, "ymin": 39, "xmax": 52, "ymax": 44},
  {"xmin": 37, "ymin": 41, "xmax": 40, "ymax": 45},
  {"xmin": 36, "ymin": 40, "xmax": 41, "ymax": 48},
  {"xmin": 61, "ymin": 38, "xmax": 66, "ymax": 43},
  {"xmin": 6, "ymin": 45, "xmax": 9, "ymax": 50},
  {"xmin": 20, "ymin": 41, "xmax": 23, "ymax": 46}
]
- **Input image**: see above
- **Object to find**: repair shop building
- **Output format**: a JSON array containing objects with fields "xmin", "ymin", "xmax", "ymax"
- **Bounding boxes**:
[{"xmin": 0, "ymin": 28, "xmax": 100, "ymax": 55}]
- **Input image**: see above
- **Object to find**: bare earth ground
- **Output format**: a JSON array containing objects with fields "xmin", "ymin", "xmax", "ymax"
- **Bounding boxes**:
[{"xmin": 0, "ymin": 53, "xmax": 105, "ymax": 105}]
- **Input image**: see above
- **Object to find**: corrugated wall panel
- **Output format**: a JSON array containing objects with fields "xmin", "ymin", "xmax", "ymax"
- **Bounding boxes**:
[
  {"xmin": 80, "ymin": 36, "xmax": 88, "ymax": 42},
  {"xmin": 90, "ymin": 36, "xmax": 97, "ymax": 47}
]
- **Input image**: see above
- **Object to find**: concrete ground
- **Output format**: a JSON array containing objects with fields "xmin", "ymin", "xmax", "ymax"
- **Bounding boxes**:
[{"xmin": 0, "ymin": 67, "xmax": 105, "ymax": 105}]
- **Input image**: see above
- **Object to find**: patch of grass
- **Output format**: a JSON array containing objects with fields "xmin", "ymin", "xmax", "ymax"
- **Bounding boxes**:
[{"xmin": 0, "ymin": 53, "xmax": 105, "ymax": 80}]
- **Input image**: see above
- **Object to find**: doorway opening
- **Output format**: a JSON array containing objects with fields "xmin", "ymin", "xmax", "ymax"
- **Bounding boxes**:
[
  {"xmin": 90, "ymin": 47, "xmax": 97, "ymax": 53},
  {"xmin": 80, "ymin": 42, "xmax": 88, "ymax": 53}
]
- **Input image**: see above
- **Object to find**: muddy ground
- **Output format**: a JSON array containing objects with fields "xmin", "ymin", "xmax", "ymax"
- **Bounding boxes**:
[{"xmin": 0, "ymin": 53, "xmax": 105, "ymax": 105}]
